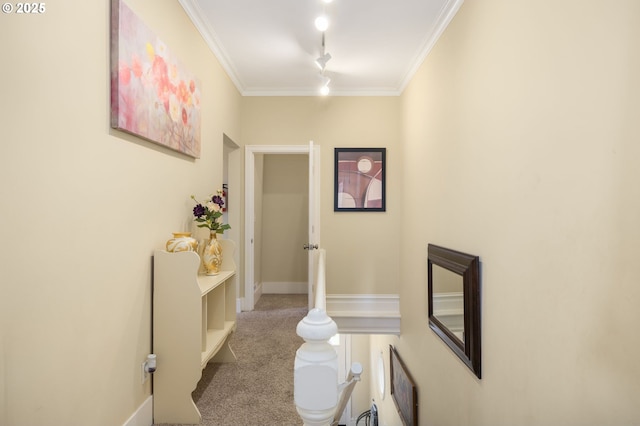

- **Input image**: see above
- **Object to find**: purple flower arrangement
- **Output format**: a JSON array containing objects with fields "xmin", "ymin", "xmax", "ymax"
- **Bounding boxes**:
[{"xmin": 190, "ymin": 190, "xmax": 231, "ymax": 234}]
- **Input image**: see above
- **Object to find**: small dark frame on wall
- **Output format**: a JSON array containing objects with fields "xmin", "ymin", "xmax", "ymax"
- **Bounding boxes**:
[
  {"xmin": 334, "ymin": 148, "xmax": 386, "ymax": 211},
  {"xmin": 427, "ymin": 244, "xmax": 481, "ymax": 378},
  {"xmin": 222, "ymin": 184, "xmax": 228, "ymax": 212},
  {"xmin": 390, "ymin": 345, "xmax": 418, "ymax": 426}
]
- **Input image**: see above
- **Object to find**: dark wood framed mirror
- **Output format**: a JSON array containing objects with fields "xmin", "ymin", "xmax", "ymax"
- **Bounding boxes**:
[{"xmin": 427, "ymin": 244, "xmax": 481, "ymax": 378}]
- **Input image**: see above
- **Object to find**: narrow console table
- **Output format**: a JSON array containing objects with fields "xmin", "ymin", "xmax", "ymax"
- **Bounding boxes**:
[{"xmin": 153, "ymin": 239, "xmax": 237, "ymax": 424}]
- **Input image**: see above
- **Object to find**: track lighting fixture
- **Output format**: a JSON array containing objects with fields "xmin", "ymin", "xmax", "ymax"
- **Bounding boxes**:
[{"xmin": 314, "ymin": 0, "xmax": 334, "ymax": 95}]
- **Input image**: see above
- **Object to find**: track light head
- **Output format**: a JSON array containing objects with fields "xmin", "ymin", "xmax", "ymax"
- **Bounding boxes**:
[
  {"xmin": 319, "ymin": 74, "xmax": 331, "ymax": 96},
  {"xmin": 315, "ymin": 53, "xmax": 332, "ymax": 71}
]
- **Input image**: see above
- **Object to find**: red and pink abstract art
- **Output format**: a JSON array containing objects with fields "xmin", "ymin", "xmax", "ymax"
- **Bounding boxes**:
[{"xmin": 110, "ymin": 0, "xmax": 201, "ymax": 158}]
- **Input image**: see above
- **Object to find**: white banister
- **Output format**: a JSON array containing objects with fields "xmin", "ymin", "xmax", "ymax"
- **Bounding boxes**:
[
  {"xmin": 294, "ymin": 249, "xmax": 362, "ymax": 426},
  {"xmin": 331, "ymin": 362, "xmax": 363, "ymax": 426},
  {"xmin": 314, "ymin": 249, "xmax": 326, "ymax": 311}
]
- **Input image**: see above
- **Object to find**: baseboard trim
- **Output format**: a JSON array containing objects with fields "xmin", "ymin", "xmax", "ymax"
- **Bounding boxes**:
[
  {"xmin": 262, "ymin": 281, "xmax": 307, "ymax": 294},
  {"xmin": 326, "ymin": 294, "xmax": 400, "ymax": 335},
  {"xmin": 122, "ymin": 395, "xmax": 152, "ymax": 426}
]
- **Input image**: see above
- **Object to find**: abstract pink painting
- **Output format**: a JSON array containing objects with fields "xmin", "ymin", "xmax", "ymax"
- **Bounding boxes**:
[{"xmin": 110, "ymin": 0, "xmax": 201, "ymax": 158}]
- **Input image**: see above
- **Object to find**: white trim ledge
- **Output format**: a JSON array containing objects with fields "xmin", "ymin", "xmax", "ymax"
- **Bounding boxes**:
[
  {"xmin": 122, "ymin": 395, "xmax": 153, "ymax": 426},
  {"xmin": 326, "ymin": 294, "xmax": 400, "ymax": 335}
]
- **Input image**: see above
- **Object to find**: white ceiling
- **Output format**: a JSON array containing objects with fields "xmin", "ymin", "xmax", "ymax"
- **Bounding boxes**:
[{"xmin": 179, "ymin": 0, "xmax": 463, "ymax": 96}]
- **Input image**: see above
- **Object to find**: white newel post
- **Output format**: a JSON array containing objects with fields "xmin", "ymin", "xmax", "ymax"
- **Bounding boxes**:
[{"xmin": 294, "ymin": 307, "xmax": 338, "ymax": 426}]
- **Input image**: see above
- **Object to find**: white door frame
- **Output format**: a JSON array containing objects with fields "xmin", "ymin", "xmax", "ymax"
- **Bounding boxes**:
[{"xmin": 244, "ymin": 144, "xmax": 320, "ymax": 311}]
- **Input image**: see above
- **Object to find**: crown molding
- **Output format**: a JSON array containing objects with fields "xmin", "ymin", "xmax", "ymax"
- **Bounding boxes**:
[
  {"xmin": 178, "ymin": 0, "xmax": 246, "ymax": 93},
  {"xmin": 398, "ymin": 0, "xmax": 465, "ymax": 93}
]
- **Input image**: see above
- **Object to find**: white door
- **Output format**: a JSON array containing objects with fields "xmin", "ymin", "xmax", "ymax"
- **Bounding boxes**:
[{"xmin": 244, "ymin": 143, "xmax": 321, "ymax": 311}]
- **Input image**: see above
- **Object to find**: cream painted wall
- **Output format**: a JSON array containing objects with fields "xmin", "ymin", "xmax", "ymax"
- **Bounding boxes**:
[
  {"xmin": 240, "ymin": 97, "xmax": 402, "ymax": 295},
  {"xmin": 372, "ymin": 1, "xmax": 640, "ymax": 425},
  {"xmin": 261, "ymin": 155, "xmax": 308, "ymax": 285},
  {"xmin": 0, "ymin": 1, "xmax": 241, "ymax": 424},
  {"xmin": 368, "ymin": 335, "xmax": 401, "ymax": 426}
]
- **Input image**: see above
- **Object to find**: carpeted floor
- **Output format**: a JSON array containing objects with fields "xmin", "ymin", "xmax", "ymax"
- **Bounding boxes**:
[{"xmin": 156, "ymin": 294, "xmax": 308, "ymax": 426}]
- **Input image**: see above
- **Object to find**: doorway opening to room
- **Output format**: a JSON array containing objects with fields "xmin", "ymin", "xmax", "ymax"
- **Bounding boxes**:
[
  {"xmin": 244, "ymin": 143, "xmax": 321, "ymax": 312},
  {"xmin": 255, "ymin": 153, "xmax": 308, "ymax": 303}
]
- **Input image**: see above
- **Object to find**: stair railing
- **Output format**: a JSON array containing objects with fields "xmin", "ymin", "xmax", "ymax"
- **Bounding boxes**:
[{"xmin": 331, "ymin": 362, "xmax": 363, "ymax": 426}]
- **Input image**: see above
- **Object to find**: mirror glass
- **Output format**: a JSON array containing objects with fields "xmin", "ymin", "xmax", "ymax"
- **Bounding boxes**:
[
  {"xmin": 428, "ymin": 244, "xmax": 481, "ymax": 379},
  {"xmin": 431, "ymin": 264, "xmax": 464, "ymax": 343}
]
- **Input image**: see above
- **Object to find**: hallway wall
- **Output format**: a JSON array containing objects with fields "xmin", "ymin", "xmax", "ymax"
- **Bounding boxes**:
[
  {"xmin": 240, "ymin": 97, "xmax": 402, "ymax": 296},
  {"xmin": 0, "ymin": 1, "xmax": 241, "ymax": 424},
  {"xmin": 373, "ymin": 1, "xmax": 640, "ymax": 425}
]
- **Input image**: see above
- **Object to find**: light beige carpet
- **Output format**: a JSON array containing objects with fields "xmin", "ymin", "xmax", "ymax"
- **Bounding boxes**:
[{"xmin": 156, "ymin": 294, "xmax": 308, "ymax": 426}]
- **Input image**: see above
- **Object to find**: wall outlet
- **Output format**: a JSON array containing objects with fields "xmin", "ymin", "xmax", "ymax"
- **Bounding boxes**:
[{"xmin": 141, "ymin": 361, "xmax": 149, "ymax": 384}]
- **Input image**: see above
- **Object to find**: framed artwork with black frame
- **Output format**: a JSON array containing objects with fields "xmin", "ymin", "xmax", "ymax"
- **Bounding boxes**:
[
  {"xmin": 390, "ymin": 345, "xmax": 418, "ymax": 426},
  {"xmin": 334, "ymin": 148, "xmax": 386, "ymax": 212}
]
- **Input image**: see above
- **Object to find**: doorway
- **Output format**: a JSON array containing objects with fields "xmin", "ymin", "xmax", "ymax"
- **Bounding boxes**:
[
  {"xmin": 244, "ymin": 144, "xmax": 320, "ymax": 311},
  {"xmin": 257, "ymin": 154, "xmax": 308, "ymax": 302}
]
